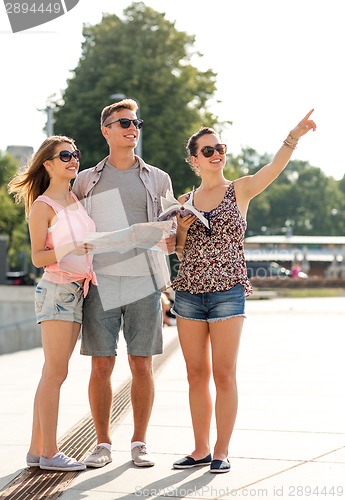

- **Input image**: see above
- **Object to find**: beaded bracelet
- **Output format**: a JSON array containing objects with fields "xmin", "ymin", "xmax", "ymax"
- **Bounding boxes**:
[
  {"xmin": 288, "ymin": 133, "xmax": 298, "ymax": 143},
  {"xmin": 283, "ymin": 132, "xmax": 299, "ymax": 150},
  {"xmin": 283, "ymin": 140, "xmax": 297, "ymax": 150}
]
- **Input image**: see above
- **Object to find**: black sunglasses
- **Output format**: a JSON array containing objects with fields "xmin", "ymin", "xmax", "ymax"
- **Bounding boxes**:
[
  {"xmin": 49, "ymin": 149, "xmax": 81, "ymax": 162},
  {"xmin": 196, "ymin": 143, "xmax": 227, "ymax": 158},
  {"xmin": 104, "ymin": 118, "xmax": 144, "ymax": 129}
]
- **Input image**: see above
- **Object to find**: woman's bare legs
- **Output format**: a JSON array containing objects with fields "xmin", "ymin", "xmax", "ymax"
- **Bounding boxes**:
[
  {"xmin": 210, "ymin": 316, "xmax": 244, "ymax": 461},
  {"xmin": 176, "ymin": 317, "xmax": 212, "ymax": 459},
  {"xmin": 28, "ymin": 320, "xmax": 80, "ymax": 458}
]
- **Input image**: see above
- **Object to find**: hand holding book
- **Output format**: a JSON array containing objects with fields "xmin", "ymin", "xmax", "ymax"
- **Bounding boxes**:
[{"xmin": 158, "ymin": 191, "xmax": 210, "ymax": 228}]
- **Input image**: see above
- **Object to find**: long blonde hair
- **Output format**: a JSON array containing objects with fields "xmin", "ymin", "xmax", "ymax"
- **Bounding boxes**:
[{"xmin": 8, "ymin": 135, "xmax": 76, "ymax": 217}]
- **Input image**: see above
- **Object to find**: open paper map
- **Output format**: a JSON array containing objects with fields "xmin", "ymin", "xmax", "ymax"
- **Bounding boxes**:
[{"xmin": 84, "ymin": 221, "xmax": 173, "ymax": 255}]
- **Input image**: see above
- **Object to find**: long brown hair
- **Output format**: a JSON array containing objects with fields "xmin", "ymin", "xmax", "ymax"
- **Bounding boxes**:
[{"xmin": 8, "ymin": 135, "xmax": 76, "ymax": 217}]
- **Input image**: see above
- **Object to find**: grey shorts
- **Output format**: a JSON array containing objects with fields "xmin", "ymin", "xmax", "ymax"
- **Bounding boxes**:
[
  {"xmin": 35, "ymin": 279, "xmax": 84, "ymax": 324},
  {"xmin": 80, "ymin": 276, "xmax": 163, "ymax": 357}
]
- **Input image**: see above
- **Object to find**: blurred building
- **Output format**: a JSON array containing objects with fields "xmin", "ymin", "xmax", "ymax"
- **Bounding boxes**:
[
  {"xmin": 6, "ymin": 145, "xmax": 33, "ymax": 169},
  {"xmin": 245, "ymin": 235, "xmax": 345, "ymax": 277}
]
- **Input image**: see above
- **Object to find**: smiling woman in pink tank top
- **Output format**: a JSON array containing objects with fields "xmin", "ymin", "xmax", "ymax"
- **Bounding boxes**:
[{"xmin": 8, "ymin": 136, "xmax": 96, "ymax": 472}]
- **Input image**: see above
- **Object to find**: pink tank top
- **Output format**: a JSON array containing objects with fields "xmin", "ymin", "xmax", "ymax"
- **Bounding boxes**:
[{"xmin": 33, "ymin": 192, "xmax": 97, "ymax": 296}]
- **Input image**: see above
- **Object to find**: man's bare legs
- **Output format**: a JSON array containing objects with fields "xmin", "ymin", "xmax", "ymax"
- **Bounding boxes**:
[
  {"xmin": 88, "ymin": 354, "xmax": 155, "ymax": 445},
  {"xmin": 88, "ymin": 356, "xmax": 116, "ymax": 445},
  {"xmin": 128, "ymin": 355, "xmax": 154, "ymax": 444}
]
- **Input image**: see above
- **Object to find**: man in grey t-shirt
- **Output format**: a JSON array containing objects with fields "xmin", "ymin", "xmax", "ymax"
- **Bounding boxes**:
[{"xmin": 73, "ymin": 98, "xmax": 176, "ymax": 469}]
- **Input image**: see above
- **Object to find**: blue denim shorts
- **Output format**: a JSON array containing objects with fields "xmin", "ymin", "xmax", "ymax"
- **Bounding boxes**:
[
  {"xmin": 35, "ymin": 279, "xmax": 84, "ymax": 324},
  {"xmin": 80, "ymin": 276, "xmax": 163, "ymax": 357},
  {"xmin": 172, "ymin": 284, "xmax": 246, "ymax": 322}
]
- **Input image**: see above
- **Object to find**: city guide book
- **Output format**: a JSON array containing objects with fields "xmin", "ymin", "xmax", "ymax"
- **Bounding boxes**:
[{"xmin": 157, "ymin": 191, "xmax": 209, "ymax": 228}]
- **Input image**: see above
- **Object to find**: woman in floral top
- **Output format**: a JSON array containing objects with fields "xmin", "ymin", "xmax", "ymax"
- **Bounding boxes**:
[{"xmin": 171, "ymin": 110, "xmax": 316, "ymax": 473}]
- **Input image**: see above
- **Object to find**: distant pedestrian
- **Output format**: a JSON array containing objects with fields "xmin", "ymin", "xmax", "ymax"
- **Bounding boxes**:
[
  {"xmin": 291, "ymin": 263, "xmax": 301, "ymax": 278},
  {"xmin": 8, "ymin": 136, "xmax": 96, "ymax": 472},
  {"xmin": 172, "ymin": 110, "xmax": 316, "ymax": 473}
]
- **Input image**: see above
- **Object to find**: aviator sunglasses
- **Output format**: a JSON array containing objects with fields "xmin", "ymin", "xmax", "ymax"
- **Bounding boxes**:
[
  {"xmin": 104, "ymin": 118, "xmax": 144, "ymax": 129},
  {"xmin": 49, "ymin": 149, "xmax": 81, "ymax": 162},
  {"xmin": 196, "ymin": 143, "xmax": 227, "ymax": 158}
]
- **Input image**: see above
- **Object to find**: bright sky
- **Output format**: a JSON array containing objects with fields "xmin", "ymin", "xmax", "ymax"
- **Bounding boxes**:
[{"xmin": 0, "ymin": 0, "xmax": 344, "ymax": 179}]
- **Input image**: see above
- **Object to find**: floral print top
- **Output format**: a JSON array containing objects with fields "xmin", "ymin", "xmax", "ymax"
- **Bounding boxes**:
[{"xmin": 172, "ymin": 182, "xmax": 252, "ymax": 296}]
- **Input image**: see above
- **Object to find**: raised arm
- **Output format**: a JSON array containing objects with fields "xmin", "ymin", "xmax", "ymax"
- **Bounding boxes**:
[{"xmin": 235, "ymin": 109, "xmax": 316, "ymax": 210}]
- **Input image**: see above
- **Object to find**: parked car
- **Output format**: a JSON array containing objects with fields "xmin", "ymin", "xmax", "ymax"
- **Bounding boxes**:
[
  {"xmin": 6, "ymin": 271, "xmax": 36, "ymax": 285},
  {"xmin": 246, "ymin": 262, "xmax": 291, "ymax": 279},
  {"xmin": 246, "ymin": 261, "xmax": 308, "ymax": 279}
]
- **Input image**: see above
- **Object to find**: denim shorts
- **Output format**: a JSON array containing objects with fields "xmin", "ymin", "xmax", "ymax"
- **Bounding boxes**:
[
  {"xmin": 80, "ymin": 276, "xmax": 163, "ymax": 357},
  {"xmin": 35, "ymin": 279, "xmax": 84, "ymax": 324},
  {"xmin": 172, "ymin": 284, "xmax": 246, "ymax": 322}
]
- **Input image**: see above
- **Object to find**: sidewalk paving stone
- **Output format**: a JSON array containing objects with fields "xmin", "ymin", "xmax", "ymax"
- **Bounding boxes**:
[{"xmin": 0, "ymin": 297, "xmax": 344, "ymax": 499}]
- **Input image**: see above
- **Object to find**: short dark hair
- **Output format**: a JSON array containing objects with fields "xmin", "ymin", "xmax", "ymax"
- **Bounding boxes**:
[{"xmin": 100, "ymin": 98, "xmax": 138, "ymax": 127}]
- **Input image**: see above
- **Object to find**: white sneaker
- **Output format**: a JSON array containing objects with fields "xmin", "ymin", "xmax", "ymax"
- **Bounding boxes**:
[
  {"xmin": 26, "ymin": 452, "xmax": 40, "ymax": 467},
  {"xmin": 40, "ymin": 452, "xmax": 86, "ymax": 472},
  {"xmin": 131, "ymin": 444, "xmax": 155, "ymax": 467},
  {"xmin": 84, "ymin": 445, "xmax": 112, "ymax": 468}
]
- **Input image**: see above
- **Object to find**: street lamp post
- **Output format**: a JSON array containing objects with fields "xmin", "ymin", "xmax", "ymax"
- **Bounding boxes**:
[
  {"xmin": 38, "ymin": 94, "xmax": 56, "ymax": 137},
  {"xmin": 46, "ymin": 105, "xmax": 54, "ymax": 136},
  {"xmin": 110, "ymin": 93, "xmax": 142, "ymax": 158}
]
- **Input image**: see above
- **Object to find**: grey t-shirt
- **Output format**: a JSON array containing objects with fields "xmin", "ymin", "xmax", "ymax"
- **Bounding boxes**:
[{"xmin": 91, "ymin": 160, "xmax": 152, "ymax": 276}]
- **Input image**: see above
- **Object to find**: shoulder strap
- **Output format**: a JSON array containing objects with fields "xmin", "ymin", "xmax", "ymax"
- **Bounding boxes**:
[
  {"xmin": 227, "ymin": 181, "xmax": 235, "ymax": 195},
  {"xmin": 34, "ymin": 195, "xmax": 62, "ymax": 213},
  {"xmin": 184, "ymin": 190, "xmax": 193, "ymax": 202},
  {"xmin": 69, "ymin": 191, "xmax": 79, "ymax": 203}
]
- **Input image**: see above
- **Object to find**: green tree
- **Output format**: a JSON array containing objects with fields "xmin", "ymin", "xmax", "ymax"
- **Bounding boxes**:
[
  {"xmin": 51, "ymin": 1, "xmax": 345, "ymax": 237},
  {"xmin": 224, "ymin": 147, "xmax": 272, "ymax": 235},
  {"xmin": 0, "ymin": 150, "xmax": 18, "ymax": 185},
  {"xmin": 53, "ymin": 2, "xmax": 218, "ymax": 195},
  {"xmin": 0, "ymin": 152, "xmax": 29, "ymax": 269},
  {"xmin": 239, "ymin": 150, "xmax": 345, "ymax": 236}
]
